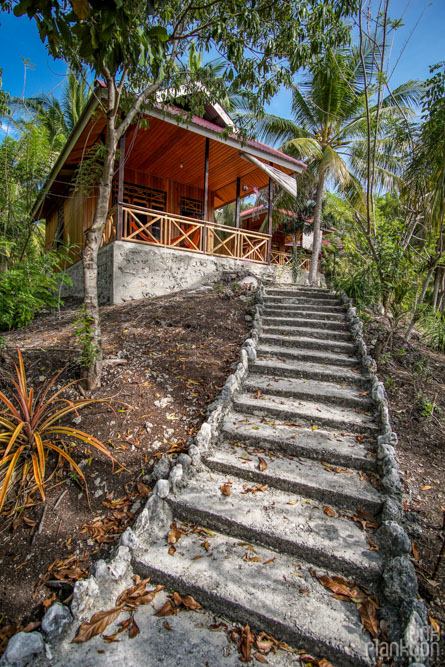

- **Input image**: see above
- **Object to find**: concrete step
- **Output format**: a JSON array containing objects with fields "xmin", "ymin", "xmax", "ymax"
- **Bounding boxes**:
[
  {"xmin": 263, "ymin": 307, "xmax": 347, "ymax": 322},
  {"xmin": 204, "ymin": 440, "xmax": 382, "ymax": 513},
  {"xmin": 261, "ymin": 324, "xmax": 352, "ymax": 342},
  {"xmin": 257, "ymin": 343, "xmax": 358, "ymax": 367},
  {"xmin": 265, "ymin": 288, "xmax": 333, "ymax": 298},
  {"xmin": 222, "ymin": 411, "xmax": 377, "ymax": 471},
  {"xmin": 133, "ymin": 528, "xmax": 374, "ymax": 667},
  {"xmin": 263, "ymin": 299, "xmax": 346, "ymax": 314},
  {"xmin": 259, "ymin": 333, "xmax": 356, "ymax": 354},
  {"xmin": 243, "ymin": 374, "xmax": 373, "ymax": 409},
  {"xmin": 163, "ymin": 470, "xmax": 383, "ymax": 582},
  {"xmin": 232, "ymin": 393, "xmax": 378, "ymax": 435},
  {"xmin": 263, "ymin": 296, "xmax": 342, "ymax": 308},
  {"xmin": 253, "ymin": 357, "xmax": 370, "ymax": 387},
  {"xmin": 262, "ymin": 315, "xmax": 349, "ymax": 331}
]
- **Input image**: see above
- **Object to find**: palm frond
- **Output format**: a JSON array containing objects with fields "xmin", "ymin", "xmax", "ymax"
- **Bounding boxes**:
[
  {"xmin": 319, "ymin": 145, "xmax": 351, "ymax": 187},
  {"xmin": 284, "ymin": 137, "xmax": 323, "ymax": 160},
  {"xmin": 235, "ymin": 111, "xmax": 304, "ymax": 146},
  {"xmin": 290, "ymin": 87, "xmax": 317, "ymax": 129},
  {"xmin": 380, "ymin": 80, "xmax": 424, "ymax": 111}
]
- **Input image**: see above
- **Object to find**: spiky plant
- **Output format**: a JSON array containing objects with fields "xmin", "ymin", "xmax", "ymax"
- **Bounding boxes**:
[{"xmin": 0, "ymin": 349, "xmax": 117, "ymax": 513}]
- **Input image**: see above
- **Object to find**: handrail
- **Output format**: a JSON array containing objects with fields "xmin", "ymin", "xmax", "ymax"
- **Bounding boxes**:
[
  {"xmin": 114, "ymin": 203, "xmax": 270, "ymax": 264},
  {"xmin": 118, "ymin": 203, "xmax": 270, "ymax": 239}
]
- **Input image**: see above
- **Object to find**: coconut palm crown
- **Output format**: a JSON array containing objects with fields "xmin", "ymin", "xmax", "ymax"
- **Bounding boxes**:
[{"xmin": 244, "ymin": 47, "xmax": 422, "ymax": 283}]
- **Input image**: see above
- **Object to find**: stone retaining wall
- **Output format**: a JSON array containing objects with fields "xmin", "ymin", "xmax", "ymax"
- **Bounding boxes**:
[{"xmin": 60, "ymin": 241, "xmax": 325, "ymax": 305}]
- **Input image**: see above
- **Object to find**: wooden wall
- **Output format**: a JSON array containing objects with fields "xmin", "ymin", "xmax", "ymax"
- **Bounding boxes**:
[{"xmin": 45, "ymin": 168, "xmax": 215, "ymax": 263}]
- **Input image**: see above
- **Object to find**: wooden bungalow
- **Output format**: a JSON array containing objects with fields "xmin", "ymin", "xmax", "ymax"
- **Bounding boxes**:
[{"xmin": 33, "ymin": 86, "xmax": 308, "ymax": 301}]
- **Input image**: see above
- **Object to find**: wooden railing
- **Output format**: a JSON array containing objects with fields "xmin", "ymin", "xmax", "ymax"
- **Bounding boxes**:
[
  {"xmin": 270, "ymin": 250, "xmax": 292, "ymax": 266},
  {"xmin": 269, "ymin": 250, "xmax": 312, "ymax": 272},
  {"xmin": 100, "ymin": 205, "xmax": 117, "ymax": 248},
  {"xmin": 111, "ymin": 204, "xmax": 270, "ymax": 264}
]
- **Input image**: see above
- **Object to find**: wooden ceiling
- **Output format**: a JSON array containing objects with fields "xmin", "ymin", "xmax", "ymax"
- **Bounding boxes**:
[{"xmin": 41, "ymin": 111, "xmax": 295, "ymax": 218}]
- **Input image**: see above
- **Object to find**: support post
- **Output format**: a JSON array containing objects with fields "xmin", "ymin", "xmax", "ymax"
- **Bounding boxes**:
[
  {"xmin": 202, "ymin": 137, "xmax": 210, "ymax": 252},
  {"xmin": 267, "ymin": 176, "xmax": 273, "ymax": 264},
  {"xmin": 116, "ymin": 133, "xmax": 126, "ymax": 241},
  {"xmin": 235, "ymin": 177, "xmax": 241, "ymax": 229}
]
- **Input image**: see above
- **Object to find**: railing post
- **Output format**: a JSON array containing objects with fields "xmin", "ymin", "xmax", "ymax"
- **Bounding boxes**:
[
  {"xmin": 235, "ymin": 177, "xmax": 241, "ymax": 229},
  {"xmin": 267, "ymin": 176, "xmax": 273, "ymax": 264},
  {"xmin": 202, "ymin": 137, "xmax": 210, "ymax": 253},
  {"xmin": 116, "ymin": 134, "xmax": 126, "ymax": 241}
]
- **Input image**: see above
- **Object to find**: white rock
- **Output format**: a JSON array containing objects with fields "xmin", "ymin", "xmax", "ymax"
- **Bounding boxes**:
[
  {"xmin": 169, "ymin": 464, "xmax": 183, "ymax": 489},
  {"xmin": 155, "ymin": 479, "xmax": 170, "ymax": 498},
  {"xmin": 71, "ymin": 577, "xmax": 100, "ymax": 621}
]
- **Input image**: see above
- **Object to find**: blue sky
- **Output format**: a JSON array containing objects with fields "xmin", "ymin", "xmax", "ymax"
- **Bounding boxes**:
[{"xmin": 1, "ymin": 0, "xmax": 444, "ymax": 122}]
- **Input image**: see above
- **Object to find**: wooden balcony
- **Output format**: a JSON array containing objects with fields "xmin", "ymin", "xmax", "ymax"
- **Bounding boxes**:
[{"xmin": 103, "ymin": 203, "xmax": 271, "ymax": 264}]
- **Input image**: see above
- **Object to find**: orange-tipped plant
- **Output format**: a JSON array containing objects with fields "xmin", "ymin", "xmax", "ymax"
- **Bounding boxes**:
[{"xmin": 0, "ymin": 349, "xmax": 117, "ymax": 513}]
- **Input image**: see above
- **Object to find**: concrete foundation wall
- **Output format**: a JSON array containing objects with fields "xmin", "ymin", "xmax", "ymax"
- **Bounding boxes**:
[
  {"xmin": 61, "ymin": 241, "xmax": 322, "ymax": 305},
  {"xmin": 60, "ymin": 244, "xmax": 114, "ymax": 304}
]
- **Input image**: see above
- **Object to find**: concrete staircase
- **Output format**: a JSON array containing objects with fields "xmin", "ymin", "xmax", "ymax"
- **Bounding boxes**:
[{"xmin": 134, "ymin": 286, "xmax": 383, "ymax": 666}]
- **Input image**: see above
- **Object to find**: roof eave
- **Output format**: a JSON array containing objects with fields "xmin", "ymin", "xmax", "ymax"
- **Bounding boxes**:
[{"xmin": 146, "ymin": 107, "xmax": 305, "ymax": 174}]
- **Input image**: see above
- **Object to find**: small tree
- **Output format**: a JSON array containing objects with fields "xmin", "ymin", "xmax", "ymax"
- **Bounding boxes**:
[{"xmin": 2, "ymin": 0, "xmax": 357, "ymax": 388}]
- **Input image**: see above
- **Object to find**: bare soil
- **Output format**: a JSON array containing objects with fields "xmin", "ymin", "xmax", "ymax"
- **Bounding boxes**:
[
  {"xmin": 365, "ymin": 318, "xmax": 445, "ymax": 664},
  {"xmin": 0, "ymin": 286, "xmax": 250, "ymax": 651}
]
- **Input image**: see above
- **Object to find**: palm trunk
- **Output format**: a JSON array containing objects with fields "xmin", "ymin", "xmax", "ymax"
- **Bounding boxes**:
[{"xmin": 308, "ymin": 171, "xmax": 325, "ymax": 285}]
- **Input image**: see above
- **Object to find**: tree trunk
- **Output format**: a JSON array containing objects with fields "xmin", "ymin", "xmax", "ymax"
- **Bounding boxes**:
[
  {"xmin": 405, "ymin": 260, "xmax": 440, "ymax": 341},
  {"xmin": 432, "ymin": 266, "xmax": 442, "ymax": 310},
  {"xmin": 82, "ymin": 126, "xmax": 118, "ymax": 390},
  {"xmin": 308, "ymin": 171, "xmax": 325, "ymax": 285}
]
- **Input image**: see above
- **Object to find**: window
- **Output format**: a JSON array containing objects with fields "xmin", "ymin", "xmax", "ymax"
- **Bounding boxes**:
[
  {"xmin": 179, "ymin": 196, "xmax": 204, "ymax": 219},
  {"xmin": 112, "ymin": 181, "xmax": 166, "ymax": 211}
]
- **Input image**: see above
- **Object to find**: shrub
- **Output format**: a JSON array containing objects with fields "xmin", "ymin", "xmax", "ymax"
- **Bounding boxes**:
[
  {"xmin": 0, "ymin": 249, "xmax": 72, "ymax": 331},
  {"xmin": 0, "ymin": 349, "xmax": 117, "ymax": 513},
  {"xmin": 421, "ymin": 309, "xmax": 445, "ymax": 353}
]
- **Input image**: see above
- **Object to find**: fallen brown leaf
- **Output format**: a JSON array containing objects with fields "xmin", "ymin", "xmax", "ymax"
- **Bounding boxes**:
[
  {"xmin": 167, "ymin": 523, "xmax": 182, "ymax": 545},
  {"xmin": 72, "ymin": 606, "xmax": 123, "ymax": 643},
  {"xmin": 239, "ymin": 623, "xmax": 254, "ymax": 662},
  {"xmin": 221, "ymin": 483, "xmax": 231, "ymax": 496},
  {"xmin": 128, "ymin": 617, "xmax": 140, "ymax": 639},
  {"xmin": 155, "ymin": 600, "xmax": 177, "ymax": 617},
  {"xmin": 136, "ymin": 482, "xmax": 151, "ymax": 498},
  {"xmin": 323, "ymin": 506, "xmax": 336, "ymax": 517},
  {"xmin": 258, "ymin": 457, "xmax": 267, "ymax": 472}
]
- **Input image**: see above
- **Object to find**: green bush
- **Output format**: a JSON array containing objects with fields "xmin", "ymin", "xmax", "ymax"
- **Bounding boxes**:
[
  {"xmin": 0, "ymin": 250, "xmax": 72, "ymax": 330},
  {"xmin": 421, "ymin": 309, "xmax": 445, "ymax": 353}
]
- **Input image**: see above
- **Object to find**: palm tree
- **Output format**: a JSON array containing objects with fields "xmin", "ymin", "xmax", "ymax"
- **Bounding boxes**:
[
  {"xmin": 244, "ymin": 47, "xmax": 421, "ymax": 283},
  {"xmin": 9, "ymin": 69, "xmax": 89, "ymax": 140},
  {"xmin": 62, "ymin": 70, "xmax": 88, "ymax": 132}
]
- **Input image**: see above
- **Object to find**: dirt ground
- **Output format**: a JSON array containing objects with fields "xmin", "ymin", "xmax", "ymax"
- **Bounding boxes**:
[
  {"xmin": 365, "ymin": 318, "xmax": 445, "ymax": 664},
  {"xmin": 0, "ymin": 285, "xmax": 250, "ymax": 651}
]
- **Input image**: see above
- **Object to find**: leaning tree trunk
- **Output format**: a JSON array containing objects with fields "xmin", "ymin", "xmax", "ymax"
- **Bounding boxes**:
[
  {"xmin": 82, "ymin": 127, "xmax": 118, "ymax": 390},
  {"xmin": 308, "ymin": 171, "xmax": 325, "ymax": 285},
  {"xmin": 405, "ymin": 260, "xmax": 440, "ymax": 341}
]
